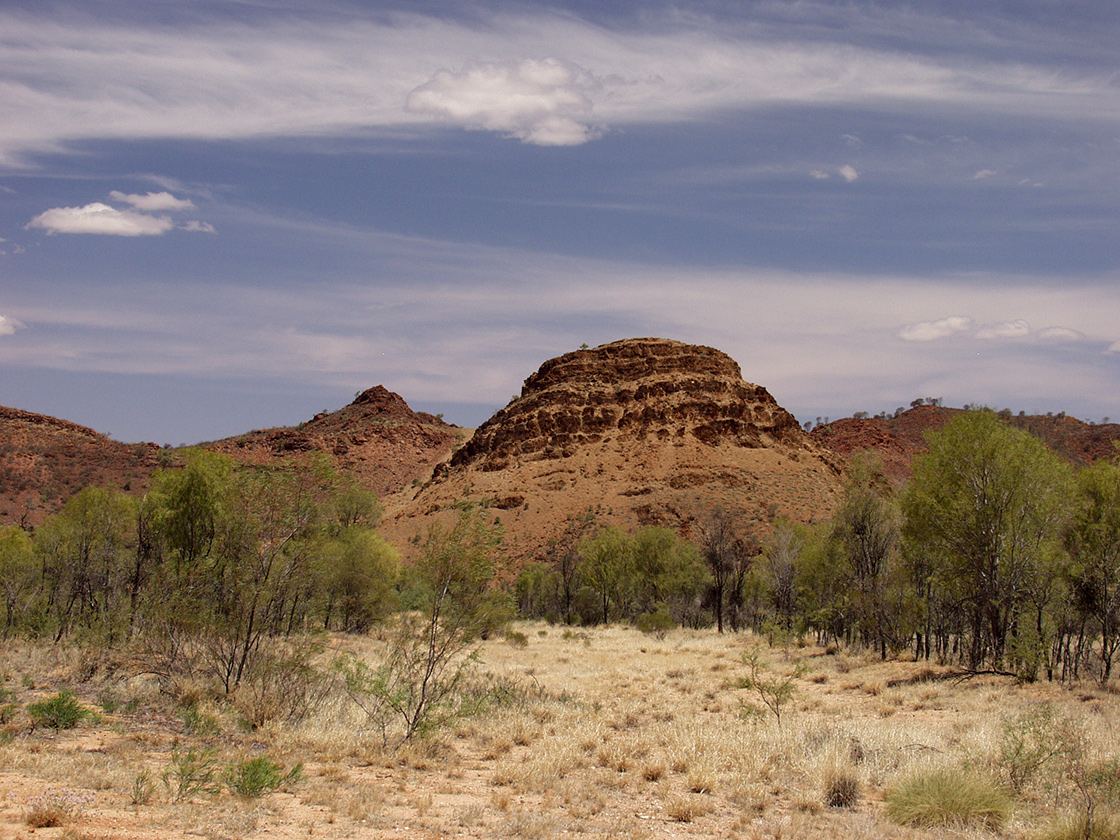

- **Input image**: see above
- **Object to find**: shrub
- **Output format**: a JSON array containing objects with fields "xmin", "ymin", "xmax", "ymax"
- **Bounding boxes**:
[
  {"xmin": 225, "ymin": 755, "xmax": 301, "ymax": 798},
  {"xmin": 824, "ymin": 766, "xmax": 860, "ymax": 808},
  {"xmin": 732, "ymin": 648, "xmax": 796, "ymax": 730},
  {"xmin": 24, "ymin": 788, "xmax": 93, "ymax": 827},
  {"xmin": 635, "ymin": 605, "xmax": 675, "ymax": 635},
  {"xmin": 27, "ymin": 690, "xmax": 89, "ymax": 729},
  {"xmin": 0, "ymin": 687, "xmax": 19, "ymax": 724},
  {"xmin": 885, "ymin": 768, "xmax": 1011, "ymax": 830},
  {"xmin": 1000, "ymin": 703, "xmax": 1061, "ymax": 792},
  {"xmin": 161, "ymin": 746, "xmax": 220, "ymax": 802}
]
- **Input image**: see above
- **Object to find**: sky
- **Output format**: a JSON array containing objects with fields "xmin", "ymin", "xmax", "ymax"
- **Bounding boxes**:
[{"xmin": 1, "ymin": 0, "xmax": 1118, "ymax": 445}]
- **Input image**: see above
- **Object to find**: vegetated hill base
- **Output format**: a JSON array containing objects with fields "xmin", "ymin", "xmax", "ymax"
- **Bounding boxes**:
[
  {"xmin": 382, "ymin": 339, "xmax": 844, "ymax": 561},
  {"xmin": 0, "ymin": 625, "xmax": 1114, "ymax": 840}
]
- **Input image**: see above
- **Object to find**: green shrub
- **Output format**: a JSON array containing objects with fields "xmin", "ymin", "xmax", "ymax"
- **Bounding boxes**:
[
  {"xmin": 635, "ymin": 605, "xmax": 676, "ymax": 635},
  {"xmin": 885, "ymin": 768, "xmax": 1011, "ymax": 830},
  {"xmin": 225, "ymin": 755, "xmax": 301, "ymax": 798},
  {"xmin": 161, "ymin": 746, "xmax": 220, "ymax": 802},
  {"xmin": 27, "ymin": 690, "xmax": 89, "ymax": 730}
]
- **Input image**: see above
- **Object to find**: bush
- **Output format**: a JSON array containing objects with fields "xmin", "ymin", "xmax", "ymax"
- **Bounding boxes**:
[
  {"xmin": 635, "ymin": 605, "xmax": 676, "ymax": 635},
  {"xmin": 24, "ymin": 788, "xmax": 93, "ymax": 828},
  {"xmin": 885, "ymin": 768, "xmax": 1011, "ymax": 830},
  {"xmin": 824, "ymin": 766, "xmax": 860, "ymax": 808},
  {"xmin": 161, "ymin": 746, "xmax": 220, "ymax": 802},
  {"xmin": 27, "ymin": 690, "xmax": 89, "ymax": 730},
  {"xmin": 225, "ymin": 755, "xmax": 301, "ymax": 798}
]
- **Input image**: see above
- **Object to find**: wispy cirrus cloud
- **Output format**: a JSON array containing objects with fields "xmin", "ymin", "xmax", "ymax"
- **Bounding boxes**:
[
  {"xmin": 0, "ymin": 6, "xmax": 1116, "ymax": 161},
  {"xmin": 898, "ymin": 316, "xmax": 974, "ymax": 342},
  {"xmin": 901, "ymin": 316, "xmax": 1084, "ymax": 344},
  {"xmin": 108, "ymin": 190, "xmax": 195, "ymax": 212}
]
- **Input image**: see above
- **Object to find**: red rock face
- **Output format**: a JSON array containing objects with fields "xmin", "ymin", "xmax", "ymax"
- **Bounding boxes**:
[
  {"xmin": 450, "ymin": 338, "xmax": 807, "ymax": 473},
  {"xmin": 206, "ymin": 386, "xmax": 462, "ymax": 500},
  {"xmin": 387, "ymin": 338, "xmax": 845, "ymax": 562}
]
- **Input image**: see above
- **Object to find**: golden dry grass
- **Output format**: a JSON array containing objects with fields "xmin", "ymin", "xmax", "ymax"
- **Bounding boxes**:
[{"xmin": 0, "ymin": 624, "xmax": 1116, "ymax": 839}]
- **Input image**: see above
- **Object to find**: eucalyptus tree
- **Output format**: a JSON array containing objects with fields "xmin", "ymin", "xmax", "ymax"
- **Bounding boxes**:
[
  {"xmin": 1065, "ymin": 460, "xmax": 1120, "ymax": 681},
  {"xmin": 901, "ymin": 411, "xmax": 1073, "ymax": 672}
]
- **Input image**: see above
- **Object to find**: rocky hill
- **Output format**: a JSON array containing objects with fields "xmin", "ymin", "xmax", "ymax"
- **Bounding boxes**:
[
  {"xmin": 814, "ymin": 405, "xmax": 1120, "ymax": 484},
  {"xmin": 0, "ymin": 407, "xmax": 162, "ymax": 527},
  {"xmin": 381, "ymin": 338, "xmax": 845, "ymax": 563},
  {"xmin": 205, "ymin": 385, "xmax": 465, "ymax": 499}
]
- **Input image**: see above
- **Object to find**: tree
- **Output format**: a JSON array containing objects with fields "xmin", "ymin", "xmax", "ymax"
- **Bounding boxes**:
[
  {"xmin": 759, "ymin": 519, "xmax": 803, "ymax": 636},
  {"xmin": 830, "ymin": 457, "xmax": 900, "ymax": 658},
  {"xmin": 340, "ymin": 501, "xmax": 504, "ymax": 746},
  {"xmin": 579, "ymin": 526, "xmax": 634, "ymax": 624},
  {"xmin": 35, "ymin": 486, "xmax": 136, "ymax": 642},
  {"xmin": 901, "ymin": 411, "xmax": 1074, "ymax": 671},
  {"xmin": 322, "ymin": 527, "xmax": 399, "ymax": 632},
  {"xmin": 0, "ymin": 525, "xmax": 36, "ymax": 633},
  {"xmin": 699, "ymin": 508, "xmax": 754, "ymax": 633},
  {"xmin": 630, "ymin": 525, "xmax": 709, "ymax": 624},
  {"xmin": 1064, "ymin": 461, "xmax": 1120, "ymax": 682}
]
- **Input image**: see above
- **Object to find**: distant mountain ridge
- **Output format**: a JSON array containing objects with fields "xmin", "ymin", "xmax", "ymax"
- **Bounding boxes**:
[{"xmin": 2, "ymin": 340, "xmax": 1118, "ymax": 542}]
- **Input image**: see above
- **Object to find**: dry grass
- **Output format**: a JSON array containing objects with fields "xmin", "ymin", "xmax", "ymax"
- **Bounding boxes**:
[{"xmin": 0, "ymin": 625, "xmax": 1116, "ymax": 839}]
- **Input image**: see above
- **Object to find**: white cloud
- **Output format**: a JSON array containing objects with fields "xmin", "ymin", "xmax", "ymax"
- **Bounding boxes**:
[
  {"xmin": 26, "ymin": 191, "xmax": 213, "ymax": 236},
  {"xmin": 973, "ymin": 168, "xmax": 997, "ymax": 180},
  {"xmin": 0, "ymin": 314, "xmax": 21, "ymax": 336},
  {"xmin": 405, "ymin": 58, "xmax": 599, "ymax": 146},
  {"xmin": 0, "ymin": 9, "xmax": 1114, "ymax": 159},
  {"xmin": 1037, "ymin": 326, "xmax": 1083, "ymax": 343},
  {"xmin": 839, "ymin": 165, "xmax": 860, "ymax": 182},
  {"xmin": 108, "ymin": 190, "xmax": 195, "ymax": 211},
  {"xmin": 810, "ymin": 170, "xmax": 830, "ymax": 180},
  {"xmin": 898, "ymin": 316, "xmax": 973, "ymax": 342},
  {"xmin": 976, "ymin": 319, "xmax": 1031, "ymax": 339},
  {"xmin": 26, "ymin": 202, "xmax": 175, "ymax": 236}
]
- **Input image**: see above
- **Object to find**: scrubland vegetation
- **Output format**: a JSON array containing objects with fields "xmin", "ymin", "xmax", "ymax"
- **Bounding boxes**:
[{"xmin": 0, "ymin": 409, "xmax": 1117, "ymax": 838}]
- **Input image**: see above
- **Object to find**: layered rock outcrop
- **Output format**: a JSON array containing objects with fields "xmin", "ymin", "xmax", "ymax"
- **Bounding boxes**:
[
  {"xmin": 385, "ymin": 338, "xmax": 844, "ymax": 562},
  {"xmin": 450, "ymin": 339, "xmax": 804, "ymax": 472}
]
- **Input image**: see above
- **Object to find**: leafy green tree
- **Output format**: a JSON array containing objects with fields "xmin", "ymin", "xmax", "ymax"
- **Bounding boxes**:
[
  {"xmin": 514, "ymin": 561, "xmax": 562, "ymax": 620},
  {"xmin": 322, "ymin": 527, "xmax": 399, "ymax": 632},
  {"xmin": 630, "ymin": 525, "xmax": 709, "ymax": 624},
  {"xmin": 579, "ymin": 526, "xmax": 634, "ymax": 624},
  {"xmin": 901, "ymin": 411, "xmax": 1074, "ymax": 671},
  {"xmin": 1065, "ymin": 460, "xmax": 1120, "ymax": 681},
  {"xmin": 35, "ymin": 486, "xmax": 136, "ymax": 642},
  {"xmin": 339, "ymin": 501, "xmax": 504, "ymax": 746},
  {"xmin": 0, "ymin": 525, "xmax": 36, "ymax": 633},
  {"xmin": 829, "ymin": 458, "xmax": 900, "ymax": 658}
]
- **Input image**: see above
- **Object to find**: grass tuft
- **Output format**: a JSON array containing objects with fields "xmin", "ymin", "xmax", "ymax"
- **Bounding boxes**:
[{"xmin": 885, "ymin": 768, "xmax": 1011, "ymax": 830}]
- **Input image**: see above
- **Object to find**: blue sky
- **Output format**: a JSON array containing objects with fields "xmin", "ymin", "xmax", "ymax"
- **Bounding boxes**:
[{"xmin": 1, "ymin": 0, "xmax": 1118, "ymax": 444}]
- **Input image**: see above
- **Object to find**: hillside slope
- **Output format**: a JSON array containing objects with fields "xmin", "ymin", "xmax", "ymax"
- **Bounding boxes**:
[{"xmin": 381, "ymin": 338, "xmax": 845, "ymax": 563}]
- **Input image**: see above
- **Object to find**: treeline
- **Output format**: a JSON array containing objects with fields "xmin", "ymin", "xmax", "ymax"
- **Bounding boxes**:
[
  {"xmin": 0, "ymin": 450, "xmax": 402, "ymax": 696},
  {"xmin": 1, "ymin": 410, "xmax": 1118, "ymax": 687},
  {"xmin": 516, "ymin": 411, "xmax": 1120, "ymax": 683}
]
